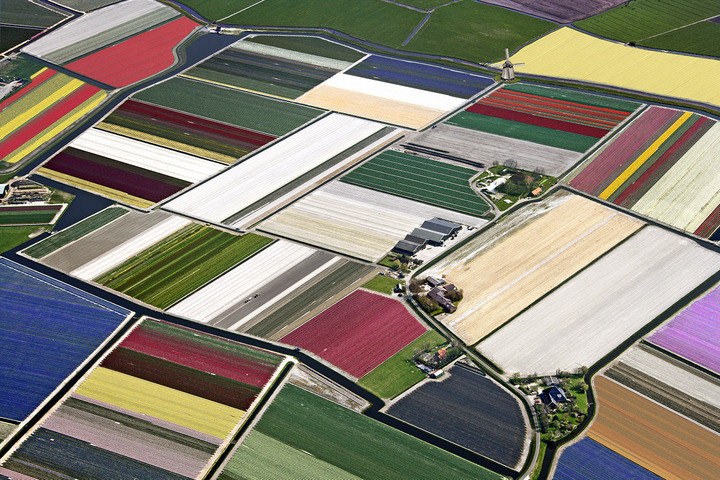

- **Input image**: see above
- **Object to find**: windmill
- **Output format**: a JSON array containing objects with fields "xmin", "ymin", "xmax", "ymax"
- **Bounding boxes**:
[{"xmin": 501, "ymin": 48, "xmax": 524, "ymax": 82}]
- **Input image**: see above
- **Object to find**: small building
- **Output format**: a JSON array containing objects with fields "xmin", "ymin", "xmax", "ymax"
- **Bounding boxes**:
[
  {"xmin": 543, "ymin": 376, "xmax": 560, "ymax": 387},
  {"xmin": 392, "ymin": 240, "xmax": 422, "ymax": 256},
  {"xmin": 531, "ymin": 187, "xmax": 543, "ymax": 197},
  {"xmin": 426, "ymin": 276, "xmax": 445, "ymax": 288},
  {"xmin": 0, "ymin": 183, "xmax": 7, "ymax": 198},
  {"xmin": 444, "ymin": 283, "xmax": 458, "ymax": 293},
  {"xmin": 485, "ymin": 177, "xmax": 507, "ymax": 193},
  {"xmin": 428, "ymin": 287, "xmax": 456, "ymax": 313},
  {"xmin": 421, "ymin": 218, "xmax": 461, "ymax": 236},
  {"xmin": 540, "ymin": 386, "xmax": 568, "ymax": 409},
  {"xmin": 404, "ymin": 234, "xmax": 427, "ymax": 247},
  {"xmin": 410, "ymin": 227, "xmax": 446, "ymax": 246}
]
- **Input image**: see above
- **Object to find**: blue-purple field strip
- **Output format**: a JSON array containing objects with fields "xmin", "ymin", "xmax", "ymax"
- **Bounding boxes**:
[
  {"xmin": 345, "ymin": 55, "xmax": 493, "ymax": 98},
  {"xmin": 554, "ymin": 438, "xmax": 662, "ymax": 480},
  {"xmin": 0, "ymin": 258, "xmax": 131, "ymax": 421}
]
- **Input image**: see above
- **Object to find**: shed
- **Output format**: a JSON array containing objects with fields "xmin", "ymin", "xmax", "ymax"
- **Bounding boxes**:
[
  {"xmin": 404, "ymin": 234, "xmax": 427, "ymax": 247},
  {"xmin": 421, "ymin": 218, "xmax": 461, "ymax": 236},
  {"xmin": 486, "ymin": 177, "xmax": 507, "ymax": 193},
  {"xmin": 543, "ymin": 376, "xmax": 560, "ymax": 386},
  {"xmin": 426, "ymin": 276, "xmax": 445, "ymax": 288},
  {"xmin": 531, "ymin": 187, "xmax": 543, "ymax": 197},
  {"xmin": 410, "ymin": 227, "xmax": 446, "ymax": 245},
  {"xmin": 392, "ymin": 240, "xmax": 422, "ymax": 256}
]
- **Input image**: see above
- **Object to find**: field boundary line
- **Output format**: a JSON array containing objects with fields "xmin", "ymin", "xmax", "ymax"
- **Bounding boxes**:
[
  {"xmin": 216, "ymin": 0, "xmax": 267, "ymax": 22},
  {"xmin": 639, "ymin": 14, "xmax": 720, "ymax": 42}
]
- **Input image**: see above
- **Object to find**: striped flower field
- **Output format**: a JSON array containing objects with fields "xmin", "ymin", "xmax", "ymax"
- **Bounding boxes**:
[
  {"xmin": 0, "ymin": 203, "xmax": 63, "ymax": 225},
  {"xmin": 0, "ymin": 319, "xmax": 287, "ymax": 479},
  {"xmin": 648, "ymin": 286, "xmax": 720, "ymax": 375},
  {"xmin": 448, "ymin": 83, "xmax": 638, "ymax": 153},
  {"xmin": 569, "ymin": 106, "xmax": 720, "ymax": 237}
]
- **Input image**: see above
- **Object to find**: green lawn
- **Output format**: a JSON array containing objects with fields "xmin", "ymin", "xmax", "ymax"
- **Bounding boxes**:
[
  {"xmin": 224, "ymin": 0, "xmax": 425, "ymax": 48},
  {"xmin": 404, "ymin": 0, "xmax": 556, "ymax": 62},
  {"xmin": 447, "ymin": 111, "xmax": 598, "ymax": 152},
  {"xmin": 642, "ymin": 20, "xmax": 720, "ymax": 58},
  {"xmin": 574, "ymin": 0, "xmax": 720, "ymax": 44},
  {"xmin": 341, "ymin": 150, "xmax": 490, "ymax": 216},
  {"xmin": 96, "ymin": 226, "xmax": 273, "ymax": 309},
  {"xmin": 0, "ymin": 208, "xmax": 59, "ymax": 225},
  {"xmin": 0, "ymin": 225, "xmax": 47, "ymax": 254},
  {"xmin": 133, "ymin": 77, "xmax": 323, "ymax": 136},
  {"xmin": 237, "ymin": 384, "xmax": 504, "ymax": 480},
  {"xmin": 358, "ymin": 330, "xmax": 446, "ymax": 399},
  {"xmin": 246, "ymin": 35, "xmax": 365, "ymax": 62},
  {"xmin": 361, "ymin": 274, "xmax": 400, "ymax": 295},
  {"xmin": 23, "ymin": 206, "xmax": 127, "ymax": 258}
]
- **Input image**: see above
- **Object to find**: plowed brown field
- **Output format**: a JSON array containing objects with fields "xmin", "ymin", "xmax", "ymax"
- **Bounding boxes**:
[{"xmin": 588, "ymin": 376, "xmax": 720, "ymax": 480}]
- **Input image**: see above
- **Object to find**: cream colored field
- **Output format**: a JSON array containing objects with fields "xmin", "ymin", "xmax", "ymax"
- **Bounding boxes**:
[
  {"xmin": 504, "ymin": 28, "xmax": 720, "ymax": 108},
  {"xmin": 438, "ymin": 194, "xmax": 642, "ymax": 344},
  {"xmin": 296, "ymin": 85, "xmax": 445, "ymax": 129}
]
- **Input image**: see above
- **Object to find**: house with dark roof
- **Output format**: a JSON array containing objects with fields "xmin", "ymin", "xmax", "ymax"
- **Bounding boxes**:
[
  {"xmin": 428, "ymin": 287, "xmax": 456, "ymax": 313},
  {"xmin": 426, "ymin": 276, "xmax": 445, "ymax": 288},
  {"xmin": 540, "ymin": 386, "xmax": 568, "ymax": 409}
]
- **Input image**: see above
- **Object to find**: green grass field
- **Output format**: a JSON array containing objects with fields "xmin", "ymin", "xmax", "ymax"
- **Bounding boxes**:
[
  {"xmin": 0, "ymin": 225, "xmax": 46, "ymax": 254},
  {"xmin": 361, "ymin": 275, "xmax": 400, "ymax": 295},
  {"xmin": 641, "ymin": 20, "xmax": 720, "ymax": 57},
  {"xmin": 574, "ymin": 0, "xmax": 720, "ymax": 45},
  {"xmin": 96, "ymin": 225, "xmax": 273, "ymax": 309},
  {"xmin": 405, "ymin": 1, "xmax": 556, "ymax": 62},
  {"xmin": 358, "ymin": 330, "xmax": 446, "ymax": 398},
  {"xmin": 446, "ymin": 111, "xmax": 598, "ymax": 152},
  {"xmin": 225, "ymin": 384, "xmax": 504, "ymax": 480},
  {"xmin": 247, "ymin": 34, "xmax": 365, "ymax": 62},
  {"xmin": 24, "ymin": 206, "xmax": 128, "ymax": 258},
  {"xmin": 132, "ymin": 77, "xmax": 323, "ymax": 137},
  {"xmin": 341, "ymin": 150, "xmax": 490, "ymax": 216},
  {"xmin": 0, "ymin": 208, "xmax": 59, "ymax": 225}
]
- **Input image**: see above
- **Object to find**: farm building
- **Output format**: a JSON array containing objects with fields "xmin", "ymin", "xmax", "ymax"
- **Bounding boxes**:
[
  {"xmin": 411, "ymin": 227, "xmax": 446, "ymax": 246},
  {"xmin": 393, "ymin": 240, "xmax": 423, "ymax": 256},
  {"xmin": 428, "ymin": 287, "xmax": 456, "ymax": 313},
  {"xmin": 427, "ymin": 276, "xmax": 445, "ymax": 288},
  {"xmin": 485, "ymin": 177, "xmax": 507, "ymax": 193},
  {"xmin": 422, "ymin": 218, "xmax": 461, "ymax": 236},
  {"xmin": 405, "ymin": 234, "xmax": 428, "ymax": 247}
]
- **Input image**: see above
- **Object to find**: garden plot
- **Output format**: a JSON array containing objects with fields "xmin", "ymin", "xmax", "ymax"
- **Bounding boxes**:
[
  {"xmin": 0, "ymin": 319, "xmax": 287, "ymax": 480},
  {"xmin": 164, "ymin": 114, "xmax": 399, "ymax": 226},
  {"xmin": 259, "ymin": 181, "xmax": 486, "ymax": 261},
  {"xmin": 606, "ymin": 345, "xmax": 720, "ymax": 433},
  {"xmin": 39, "ymin": 209, "xmax": 184, "ymax": 275},
  {"xmin": 169, "ymin": 240, "xmax": 325, "ymax": 327},
  {"xmin": 0, "ymin": 258, "xmax": 131, "ymax": 421},
  {"xmin": 426, "ymin": 192, "xmax": 643, "ymax": 344},
  {"xmin": 386, "ymin": 363, "xmax": 528, "ymax": 469},
  {"xmin": 296, "ymin": 72, "xmax": 471, "ymax": 129},
  {"xmin": 402, "ymin": 124, "xmax": 579, "ymax": 176},
  {"xmin": 587, "ymin": 376, "xmax": 720, "ymax": 480},
  {"xmin": 280, "ymin": 289, "xmax": 427, "ymax": 378},
  {"xmin": 39, "ymin": 128, "xmax": 224, "ymax": 208},
  {"xmin": 504, "ymin": 27, "xmax": 720, "ymax": 108},
  {"xmin": 22, "ymin": 0, "xmax": 181, "ymax": 65},
  {"xmin": 648, "ymin": 284, "xmax": 720, "ymax": 374},
  {"xmin": 478, "ymin": 226, "xmax": 720, "ymax": 375}
]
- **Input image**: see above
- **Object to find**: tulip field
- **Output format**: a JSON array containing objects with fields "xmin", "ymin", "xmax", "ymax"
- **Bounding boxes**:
[
  {"xmin": 0, "ymin": 319, "xmax": 287, "ymax": 479},
  {"xmin": 568, "ymin": 106, "xmax": 720, "ymax": 238},
  {"xmin": 0, "ymin": 203, "xmax": 64, "ymax": 225},
  {"xmin": 479, "ymin": 0, "xmax": 627, "ymax": 22},
  {"xmin": 554, "ymin": 438, "xmax": 661, "ymax": 480}
]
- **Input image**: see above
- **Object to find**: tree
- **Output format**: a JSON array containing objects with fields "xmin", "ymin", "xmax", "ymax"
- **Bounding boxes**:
[
  {"xmin": 446, "ymin": 288, "xmax": 463, "ymax": 302},
  {"xmin": 408, "ymin": 277, "xmax": 423, "ymax": 293}
]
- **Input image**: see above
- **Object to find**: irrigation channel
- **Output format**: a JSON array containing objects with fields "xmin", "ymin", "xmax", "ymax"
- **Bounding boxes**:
[{"xmin": 0, "ymin": 239, "xmax": 518, "ymax": 479}]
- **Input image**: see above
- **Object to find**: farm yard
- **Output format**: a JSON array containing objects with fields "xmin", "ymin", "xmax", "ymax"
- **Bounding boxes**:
[
  {"xmin": 553, "ymin": 438, "xmax": 661, "ymax": 480},
  {"xmin": 0, "ymin": 63, "xmax": 108, "ymax": 170},
  {"xmin": 505, "ymin": 27, "xmax": 720, "ymax": 108},
  {"xmin": 164, "ymin": 114, "xmax": 400, "ymax": 227},
  {"xmin": 217, "ymin": 383, "xmax": 504, "ymax": 480},
  {"xmin": 387, "ymin": 363, "xmax": 528, "ymax": 468},
  {"xmin": 447, "ymin": 83, "xmax": 638, "ymax": 153},
  {"xmin": 574, "ymin": 0, "xmax": 720, "ymax": 57},
  {"xmin": 259, "ymin": 181, "xmax": 486, "ymax": 261},
  {"xmin": 426, "ymin": 192, "xmax": 643, "ymax": 344},
  {"xmin": 0, "ymin": 203, "xmax": 64, "ymax": 225},
  {"xmin": 568, "ymin": 106, "xmax": 720, "ymax": 238},
  {"xmin": 167, "ymin": 240, "xmax": 357, "ymax": 334},
  {"xmin": 183, "ymin": 37, "xmax": 356, "ymax": 100},
  {"xmin": 606, "ymin": 345, "xmax": 720, "ymax": 433},
  {"xmin": 0, "ymin": 319, "xmax": 286, "ymax": 480},
  {"xmin": 22, "ymin": 0, "xmax": 200, "ymax": 87},
  {"xmin": 132, "ymin": 76, "xmax": 324, "ymax": 138},
  {"xmin": 97, "ymin": 99, "xmax": 276, "ymax": 164},
  {"xmin": 280, "ymin": 290, "xmax": 428, "ymax": 378},
  {"xmin": 341, "ymin": 150, "xmax": 491, "ymax": 216},
  {"xmin": 38, "ymin": 127, "xmax": 225, "ymax": 208},
  {"xmin": 587, "ymin": 376, "xmax": 720, "ymax": 480},
  {"xmin": 0, "ymin": 258, "xmax": 131, "ymax": 421},
  {"xmin": 647, "ymin": 285, "xmax": 720, "ymax": 375},
  {"xmin": 477, "ymin": 226, "xmax": 720, "ymax": 375}
]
